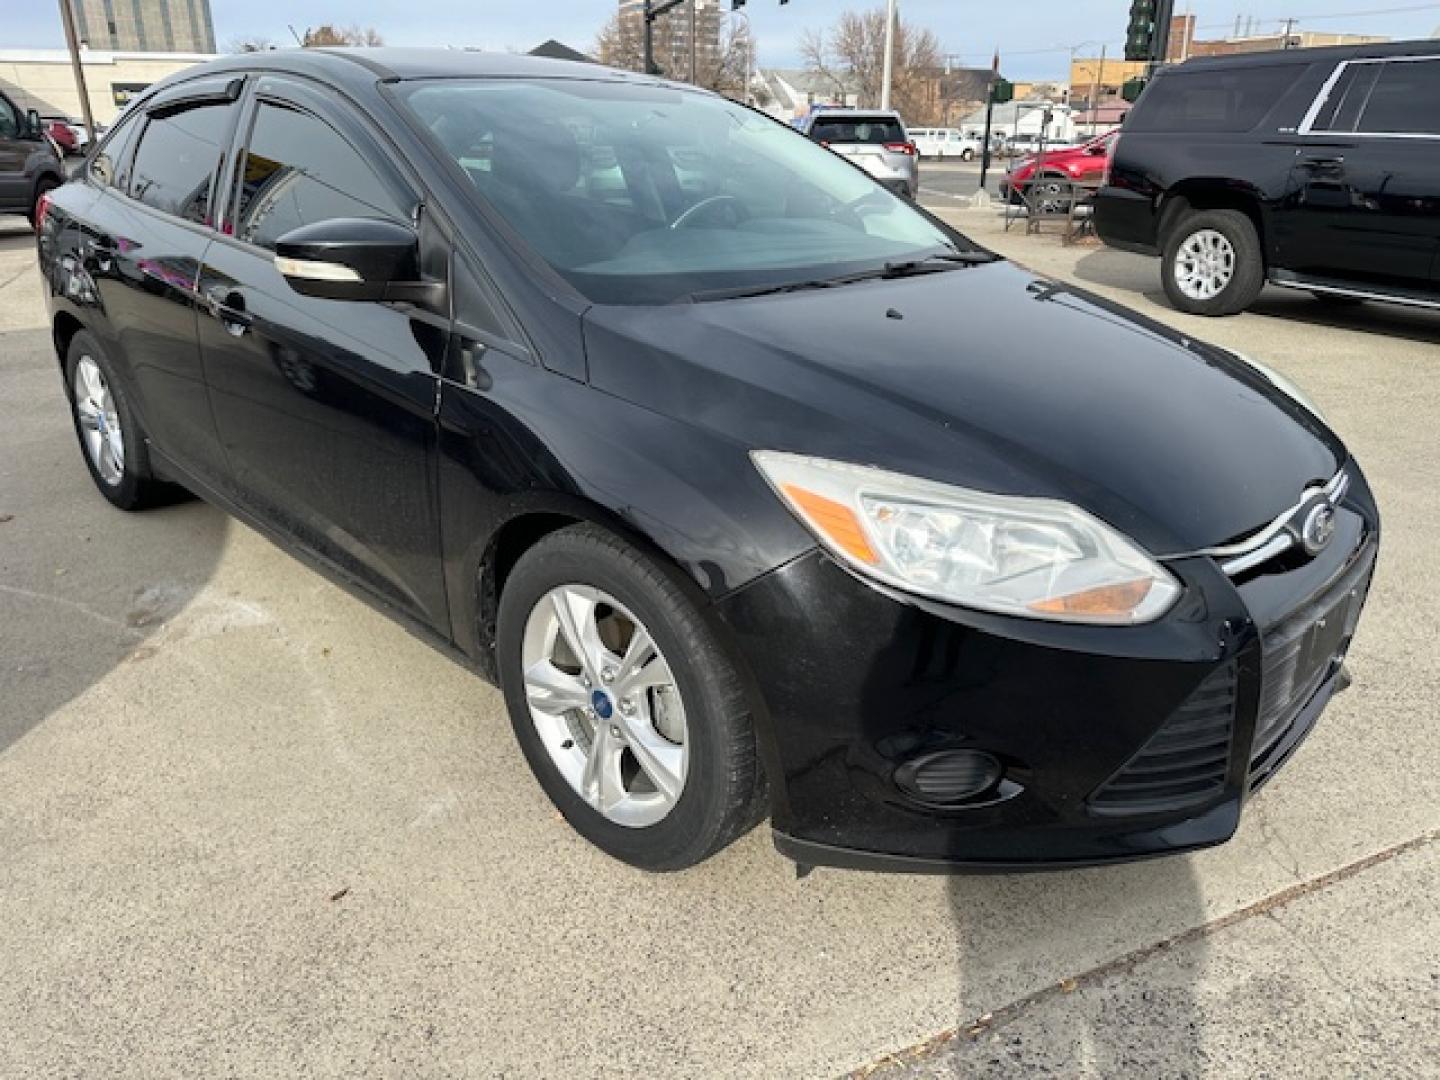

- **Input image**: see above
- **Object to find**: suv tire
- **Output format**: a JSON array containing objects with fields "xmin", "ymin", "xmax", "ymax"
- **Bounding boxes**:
[{"xmin": 1161, "ymin": 209, "xmax": 1265, "ymax": 316}]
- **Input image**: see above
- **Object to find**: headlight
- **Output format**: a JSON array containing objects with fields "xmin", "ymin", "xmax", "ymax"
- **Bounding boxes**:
[
  {"xmin": 1233, "ymin": 352, "xmax": 1326, "ymax": 422},
  {"xmin": 752, "ymin": 452, "xmax": 1181, "ymax": 625}
]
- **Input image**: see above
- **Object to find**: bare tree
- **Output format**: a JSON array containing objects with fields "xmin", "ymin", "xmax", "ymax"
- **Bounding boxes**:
[
  {"xmin": 227, "ymin": 35, "xmax": 276, "ymax": 53},
  {"xmin": 595, "ymin": 9, "xmax": 755, "ymax": 99},
  {"xmin": 302, "ymin": 24, "xmax": 384, "ymax": 48},
  {"xmin": 802, "ymin": 8, "xmax": 946, "ymax": 122}
]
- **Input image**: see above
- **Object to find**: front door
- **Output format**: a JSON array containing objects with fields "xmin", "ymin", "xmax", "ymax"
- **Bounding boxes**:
[
  {"xmin": 1279, "ymin": 57, "xmax": 1440, "ymax": 292},
  {"xmin": 198, "ymin": 77, "xmax": 450, "ymax": 628}
]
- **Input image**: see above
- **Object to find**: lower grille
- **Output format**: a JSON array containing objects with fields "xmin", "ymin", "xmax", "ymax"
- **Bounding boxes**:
[
  {"xmin": 1090, "ymin": 664, "xmax": 1236, "ymax": 815},
  {"xmin": 1249, "ymin": 552, "xmax": 1374, "ymax": 787}
]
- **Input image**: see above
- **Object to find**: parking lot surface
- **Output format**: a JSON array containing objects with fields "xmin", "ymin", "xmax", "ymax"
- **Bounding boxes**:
[{"xmin": 2, "ymin": 207, "xmax": 1437, "ymax": 1077}]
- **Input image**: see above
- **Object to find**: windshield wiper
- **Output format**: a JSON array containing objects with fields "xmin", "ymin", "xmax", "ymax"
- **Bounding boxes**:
[
  {"xmin": 881, "ymin": 250, "xmax": 1000, "ymax": 276},
  {"xmin": 682, "ymin": 278, "xmax": 852, "ymax": 303},
  {"xmin": 682, "ymin": 250, "xmax": 1000, "ymax": 303}
]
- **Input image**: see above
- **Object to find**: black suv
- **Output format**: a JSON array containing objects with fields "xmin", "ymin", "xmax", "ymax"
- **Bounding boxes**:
[
  {"xmin": 1096, "ymin": 41, "xmax": 1440, "ymax": 316},
  {"xmin": 0, "ymin": 89, "xmax": 65, "ymax": 227}
]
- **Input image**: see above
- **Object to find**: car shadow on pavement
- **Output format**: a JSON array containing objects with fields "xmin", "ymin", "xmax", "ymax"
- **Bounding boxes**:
[
  {"xmin": 931, "ymin": 859, "xmax": 1206, "ymax": 1076},
  {"xmin": 1070, "ymin": 244, "xmax": 1440, "ymax": 346},
  {"xmin": 1245, "ymin": 292, "xmax": 1440, "ymax": 347},
  {"xmin": 845, "ymin": 596, "xmax": 1208, "ymax": 1077},
  {"xmin": 0, "ymin": 325, "xmax": 227, "ymax": 753}
]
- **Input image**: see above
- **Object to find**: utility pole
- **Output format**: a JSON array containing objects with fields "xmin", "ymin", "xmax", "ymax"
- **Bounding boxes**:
[
  {"xmin": 1089, "ymin": 45, "xmax": 1105, "ymax": 137},
  {"xmin": 643, "ymin": 0, "xmax": 687, "ymax": 77},
  {"xmin": 58, "ymin": 0, "xmax": 96, "ymax": 142},
  {"xmin": 979, "ymin": 49, "xmax": 1003, "ymax": 193},
  {"xmin": 1282, "ymin": 17, "xmax": 1296, "ymax": 47},
  {"xmin": 689, "ymin": 0, "xmax": 698, "ymax": 83},
  {"xmin": 879, "ymin": 0, "xmax": 897, "ymax": 110}
]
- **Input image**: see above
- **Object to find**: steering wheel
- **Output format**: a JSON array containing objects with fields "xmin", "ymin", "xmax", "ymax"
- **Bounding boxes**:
[{"xmin": 671, "ymin": 195, "xmax": 751, "ymax": 230}]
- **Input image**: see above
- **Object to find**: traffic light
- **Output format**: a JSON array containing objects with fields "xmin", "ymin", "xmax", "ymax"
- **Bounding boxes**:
[
  {"xmin": 1125, "ymin": 0, "xmax": 1175, "ymax": 62},
  {"xmin": 991, "ymin": 78, "xmax": 1014, "ymax": 105},
  {"xmin": 731, "ymin": 1, "xmax": 745, "ymax": 8},
  {"xmin": 1121, "ymin": 76, "xmax": 1148, "ymax": 102}
]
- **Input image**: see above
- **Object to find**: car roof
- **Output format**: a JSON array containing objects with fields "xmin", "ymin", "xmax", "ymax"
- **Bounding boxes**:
[
  {"xmin": 150, "ymin": 46, "xmax": 667, "ymax": 98},
  {"xmin": 1174, "ymin": 37, "xmax": 1439, "ymax": 73},
  {"xmin": 809, "ymin": 108, "xmax": 903, "ymax": 119}
]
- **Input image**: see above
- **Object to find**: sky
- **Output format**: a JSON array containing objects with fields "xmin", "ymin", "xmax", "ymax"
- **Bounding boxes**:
[{"xmin": 9, "ymin": 1, "xmax": 1440, "ymax": 81}]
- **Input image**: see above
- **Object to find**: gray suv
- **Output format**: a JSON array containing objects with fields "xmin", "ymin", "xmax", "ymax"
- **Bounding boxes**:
[
  {"xmin": 0, "ymin": 90, "xmax": 66, "ymax": 228},
  {"xmin": 798, "ymin": 109, "xmax": 919, "ymax": 198}
]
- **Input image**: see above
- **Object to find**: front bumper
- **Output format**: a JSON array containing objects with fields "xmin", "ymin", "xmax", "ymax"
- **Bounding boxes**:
[{"xmin": 717, "ymin": 466, "xmax": 1379, "ymax": 871}]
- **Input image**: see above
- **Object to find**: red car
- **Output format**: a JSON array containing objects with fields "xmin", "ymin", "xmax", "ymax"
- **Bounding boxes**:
[{"xmin": 1004, "ymin": 131, "xmax": 1116, "ymax": 210}]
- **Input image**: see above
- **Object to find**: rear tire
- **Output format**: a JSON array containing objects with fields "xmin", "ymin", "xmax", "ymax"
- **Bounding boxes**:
[
  {"xmin": 27, "ymin": 176, "xmax": 59, "ymax": 230},
  {"xmin": 63, "ymin": 331, "xmax": 173, "ymax": 510},
  {"xmin": 497, "ymin": 524, "xmax": 766, "ymax": 871},
  {"xmin": 1161, "ymin": 209, "xmax": 1265, "ymax": 316}
]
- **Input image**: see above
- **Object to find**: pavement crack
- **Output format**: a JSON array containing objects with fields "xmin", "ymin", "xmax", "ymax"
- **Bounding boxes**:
[{"xmin": 849, "ymin": 827, "xmax": 1440, "ymax": 1078}]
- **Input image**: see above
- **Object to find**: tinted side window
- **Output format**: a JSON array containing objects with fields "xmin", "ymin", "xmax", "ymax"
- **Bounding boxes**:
[
  {"xmin": 1357, "ymin": 59, "xmax": 1440, "ymax": 135},
  {"xmin": 1126, "ymin": 66, "xmax": 1297, "ymax": 133},
  {"xmin": 91, "ymin": 110, "xmax": 140, "ymax": 188},
  {"xmin": 1310, "ymin": 64, "xmax": 1381, "ymax": 133},
  {"xmin": 234, "ymin": 102, "xmax": 408, "ymax": 251},
  {"xmin": 129, "ymin": 102, "xmax": 237, "ymax": 224},
  {"xmin": 0, "ymin": 95, "xmax": 17, "ymax": 139}
]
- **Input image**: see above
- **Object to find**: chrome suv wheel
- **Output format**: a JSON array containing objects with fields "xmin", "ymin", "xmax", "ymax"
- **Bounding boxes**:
[
  {"xmin": 497, "ymin": 524, "xmax": 765, "ymax": 870},
  {"xmin": 1173, "ymin": 229, "xmax": 1236, "ymax": 302}
]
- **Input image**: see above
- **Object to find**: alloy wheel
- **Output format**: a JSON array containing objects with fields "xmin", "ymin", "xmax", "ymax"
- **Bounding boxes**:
[
  {"xmin": 521, "ymin": 584, "xmax": 688, "ymax": 828},
  {"xmin": 73, "ymin": 355, "xmax": 125, "ymax": 486},
  {"xmin": 1174, "ymin": 229, "xmax": 1237, "ymax": 301}
]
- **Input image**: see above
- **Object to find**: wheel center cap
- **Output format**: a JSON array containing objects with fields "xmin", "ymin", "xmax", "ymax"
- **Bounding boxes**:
[{"xmin": 591, "ymin": 689, "xmax": 614, "ymax": 720}]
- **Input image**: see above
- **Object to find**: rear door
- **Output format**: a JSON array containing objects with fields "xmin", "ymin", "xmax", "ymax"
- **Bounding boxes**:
[
  {"xmin": 198, "ymin": 75, "xmax": 451, "ymax": 628},
  {"xmin": 1281, "ymin": 56, "xmax": 1440, "ymax": 291},
  {"xmin": 79, "ymin": 78, "xmax": 242, "ymax": 484}
]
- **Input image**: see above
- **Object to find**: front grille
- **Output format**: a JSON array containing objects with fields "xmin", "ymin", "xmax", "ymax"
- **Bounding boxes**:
[
  {"xmin": 1249, "ymin": 552, "xmax": 1375, "ymax": 788},
  {"xmin": 1090, "ymin": 664, "xmax": 1236, "ymax": 815}
]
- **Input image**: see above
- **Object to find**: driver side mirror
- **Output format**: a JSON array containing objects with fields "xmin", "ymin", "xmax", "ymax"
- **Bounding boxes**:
[
  {"xmin": 25, "ymin": 109, "xmax": 45, "ymax": 141},
  {"xmin": 274, "ymin": 217, "xmax": 443, "ymax": 305}
]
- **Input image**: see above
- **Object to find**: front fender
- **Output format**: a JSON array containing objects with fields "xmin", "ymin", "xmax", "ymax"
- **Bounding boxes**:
[{"xmin": 435, "ymin": 349, "xmax": 814, "ymax": 667}]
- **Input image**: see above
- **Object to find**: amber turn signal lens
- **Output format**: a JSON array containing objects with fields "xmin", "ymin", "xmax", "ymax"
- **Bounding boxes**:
[
  {"xmin": 1029, "ymin": 579, "xmax": 1153, "ymax": 618},
  {"xmin": 781, "ymin": 484, "xmax": 880, "ymax": 566}
]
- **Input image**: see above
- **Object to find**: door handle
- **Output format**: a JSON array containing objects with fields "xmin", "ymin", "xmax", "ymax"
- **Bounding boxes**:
[{"xmin": 205, "ymin": 288, "xmax": 253, "ymax": 337}]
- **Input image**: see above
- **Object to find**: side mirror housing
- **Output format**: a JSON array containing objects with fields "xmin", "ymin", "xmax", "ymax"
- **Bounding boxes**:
[
  {"xmin": 25, "ymin": 109, "xmax": 45, "ymax": 141},
  {"xmin": 273, "ymin": 217, "xmax": 442, "ymax": 304}
]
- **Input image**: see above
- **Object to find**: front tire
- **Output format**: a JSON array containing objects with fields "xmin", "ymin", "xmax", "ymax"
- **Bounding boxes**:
[
  {"xmin": 1161, "ymin": 209, "xmax": 1265, "ymax": 316},
  {"xmin": 63, "ymin": 331, "xmax": 170, "ymax": 510},
  {"xmin": 497, "ymin": 524, "xmax": 765, "ymax": 871}
]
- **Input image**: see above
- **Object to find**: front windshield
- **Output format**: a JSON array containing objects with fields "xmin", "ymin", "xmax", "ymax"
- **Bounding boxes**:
[{"xmin": 397, "ymin": 77, "xmax": 969, "ymax": 304}]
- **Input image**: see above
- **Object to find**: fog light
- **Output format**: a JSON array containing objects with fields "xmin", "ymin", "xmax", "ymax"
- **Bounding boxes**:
[{"xmin": 894, "ymin": 749, "xmax": 1003, "ymax": 806}]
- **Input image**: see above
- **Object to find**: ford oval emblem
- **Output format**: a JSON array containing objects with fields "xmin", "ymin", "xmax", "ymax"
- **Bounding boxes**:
[{"xmin": 1300, "ymin": 500, "xmax": 1337, "ymax": 556}]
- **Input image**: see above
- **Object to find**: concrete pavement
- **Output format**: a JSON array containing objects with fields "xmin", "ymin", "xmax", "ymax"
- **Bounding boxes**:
[{"xmin": 1, "ymin": 205, "xmax": 1437, "ymax": 1078}]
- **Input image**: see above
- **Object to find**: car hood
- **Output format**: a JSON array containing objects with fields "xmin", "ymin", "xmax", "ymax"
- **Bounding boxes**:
[{"xmin": 581, "ymin": 260, "xmax": 1345, "ymax": 556}]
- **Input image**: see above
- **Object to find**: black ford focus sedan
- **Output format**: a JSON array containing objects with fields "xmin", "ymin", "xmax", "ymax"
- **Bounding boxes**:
[{"xmin": 37, "ymin": 49, "xmax": 1378, "ymax": 872}]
